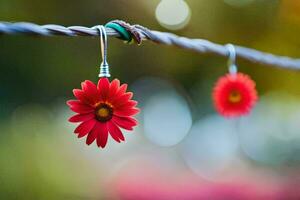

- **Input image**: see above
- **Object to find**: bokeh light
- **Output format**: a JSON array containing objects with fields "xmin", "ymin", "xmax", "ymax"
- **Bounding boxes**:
[
  {"xmin": 239, "ymin": 92, "xmax": 300, "ymax": 165},
  {"xmin": 181, "ymin": 115, "xmax": 239, "ymax": 181},
  {"xmin": 143, "ymin": 91, "xmax": 192, "ymax": 147},
  {"xmin": 155, "ymin": 0, "xmax": 191, "ymax": 30},
  {"xmin": 133, "ymin": 77, "xmax": 192, "ymax": 147}
]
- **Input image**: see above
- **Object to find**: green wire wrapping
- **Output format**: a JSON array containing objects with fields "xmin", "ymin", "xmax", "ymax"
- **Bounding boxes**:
[{"xmin": 105, "ymin": 22, "xmax": 132, "ymax": 43}]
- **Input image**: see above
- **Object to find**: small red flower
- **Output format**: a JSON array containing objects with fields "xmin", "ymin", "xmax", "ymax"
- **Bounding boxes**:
[
  {"xmin": 67, "ymin": 78, "xmax": 139, "ymax": 148},
  {"xmin": 212, "ymin": 73, "xmax": 258, "ymax": 117}
]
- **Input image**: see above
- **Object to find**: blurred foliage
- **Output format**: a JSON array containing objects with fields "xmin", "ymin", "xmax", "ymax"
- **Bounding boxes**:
[
  {"xmin": 1, "ymin": 0, "xmax": 300, "ymax": 118},
  {"xmin": 1, "ymin": 0, "xmax": 300, "ymax": 199}
]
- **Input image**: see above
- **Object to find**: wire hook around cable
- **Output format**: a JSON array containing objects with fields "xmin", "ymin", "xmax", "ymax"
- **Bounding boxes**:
[
  {"xmin": 94, "ymin": 25, "xmax": 110, "ymax": 78},
  {"xmin": 225, "ymin": 44, "xmax": 237, "ymax": 74}
]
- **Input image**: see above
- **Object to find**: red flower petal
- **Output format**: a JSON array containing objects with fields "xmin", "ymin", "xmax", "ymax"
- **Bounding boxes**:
[
  {"xmin": 110, "ymin": 84, "xmax": 128, "ymax": 102},
  {"xmin": 81, "ymin": 80, "xmax": 101, "ymax": 105},
  {"xmin": 114, "ymin": 108, "xmax": 140, "ymax": 117},
  {"xmin": 86, "ymin": 129, "xmax": 97, "ymax": 145},
  {"xmin": 112, "ymin": 116, "xmax": 138, "ymax": 130},
  {"xmin": 107, "ymin": 121, "xmax": 125, "ymax": 142},
  {"xmin": 118, "ymin": 84, "xmax": 128, "ymax": 94},
  {"xmin": 114, "ymin": 100, "xmax": 137, "ymax": 110},
  {"xmin": 68, "ymin": 113, "xmax": 95, "ymax": 123},
  {"xmin": 107, "ymin": 79, "xmax": 120, "ymax": 101},
  {"xmin": 112, "ymin": 92, "xmax": 133, "ymax": 107},
  {"xmin": 97, "ymin": 78, "xmax": 110, "ymax": 101},
  {"xmin": 73, "ymin": 89, "xmax": 92, "ymax": 105},
  {"xmin": 67, "ymin": 100, "xmax": 94, "ymax": 114},
  {"xmin": 74, "ymin": 119, "xmax": 97, "ymax": 138},
  {"xmin": 96, "ymin": 122, "xmax": 109, "ymax": 148}
]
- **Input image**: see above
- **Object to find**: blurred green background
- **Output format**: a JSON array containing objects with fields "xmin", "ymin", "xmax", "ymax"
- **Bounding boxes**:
[{"xmin": 1, "ymin": 0, "xmax": 300, "ymax": 199}]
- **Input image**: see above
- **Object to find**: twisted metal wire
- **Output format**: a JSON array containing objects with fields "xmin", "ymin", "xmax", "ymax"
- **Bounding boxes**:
[{"xmin": 1, "ymin": 21, "xmax": 300, "ymax": 70}]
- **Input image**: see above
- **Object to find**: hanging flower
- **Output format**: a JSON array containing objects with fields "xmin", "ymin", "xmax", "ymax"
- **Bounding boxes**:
[
  {"xmin": 212, "ymin": 73, "xmax": 258, "ymax": 117},
  {"xmin": 67, "ymin": 78, "xmax": 139, "ymax": 148}
]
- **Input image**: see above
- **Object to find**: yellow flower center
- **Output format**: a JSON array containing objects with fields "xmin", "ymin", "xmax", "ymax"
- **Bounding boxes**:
[
  {"xmin": 97, "ymin": 107, "xmax": 110, "ymax": 118},
  {"xmin": 95, "ymin": 103, "xmax": 113, "ymax": 122},
  {"xmin": 228, "ymin": 90, "xmax": 241, "ymax": 103}
]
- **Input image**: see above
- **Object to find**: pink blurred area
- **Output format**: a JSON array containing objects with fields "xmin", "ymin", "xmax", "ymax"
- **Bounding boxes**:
[{"xmin": 109, "ymin": 162, "xmax": 300, "ymax": 200}]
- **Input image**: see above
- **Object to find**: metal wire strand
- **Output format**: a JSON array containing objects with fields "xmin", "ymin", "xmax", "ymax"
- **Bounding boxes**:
[
  {"xmin": 226, "ymin": 44, "xmax": 238, "ymax": 74},
  {"xmin": 1, "ymin": 20, "xmax": 300, "ymax": 70}
]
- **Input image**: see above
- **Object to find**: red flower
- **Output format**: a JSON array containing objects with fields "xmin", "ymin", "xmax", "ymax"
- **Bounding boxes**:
[
  {"xmin": 67, "ymin": 78, "xmax": 139, "ymax": 148},
  {"xmin": 212, "ymin": 73, "xmax": 258, "ymax": 117}
]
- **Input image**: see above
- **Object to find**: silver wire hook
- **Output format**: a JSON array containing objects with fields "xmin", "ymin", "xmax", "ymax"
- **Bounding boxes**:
[
  {"xmin": 225, "ymin": 43, "xmax": 237, "ymax": 74},
  {"xmin": 95, "ymin": 25, "xmax": 110, "ymax": 78}
]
